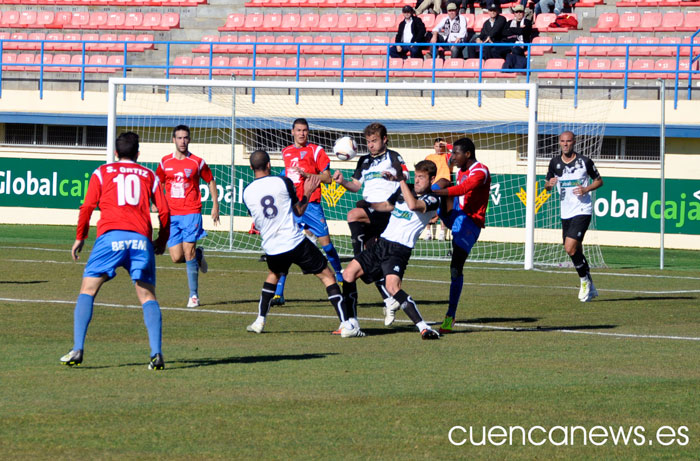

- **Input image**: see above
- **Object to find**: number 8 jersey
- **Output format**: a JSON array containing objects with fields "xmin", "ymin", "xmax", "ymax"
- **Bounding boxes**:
[
  {"xmin": 243, "ymin": 175, "xmax": 305, "ymax": 255},
  {"xmin": 77, "ymin": 160, "xmax": 170, "ymax": 241}
]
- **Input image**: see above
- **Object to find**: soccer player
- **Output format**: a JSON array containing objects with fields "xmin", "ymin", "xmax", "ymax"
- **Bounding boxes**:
[
  {"xmin": 341, "ymin": 160, "xmax": 441, "ymax": 340},
  {"xmin": 270, "ymin": 118, "xmax": 345, "ymax": 306},
  {"xmin": 332, "ymin": 122, "xmax": 408, "ymax": 313},
  {"xmin": 60, "ymin": 132, "xmax": 170, "ymax": 370},
  {"xmin": 243, "ymin": 150, "xmax": 363, "ymax": 337},
  {"xmin": 545, "ymin": 131, "xmax": 603, "ymax": 302},
  {"xmin": 432, "ymin": 137, "xmax": 491, "ymax": 334},
  {"xmin": 156, "ymin": 125, "xmax": 220, "ymax": 308},
  {"xmin": 423, "ymin": 137, "xmax": 453, "ymax": 241}
]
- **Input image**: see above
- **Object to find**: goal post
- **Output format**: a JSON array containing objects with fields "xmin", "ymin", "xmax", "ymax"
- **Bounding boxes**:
[{"xmin": 106, "ymin": 77, "xmax": 606, "ymax": 270}]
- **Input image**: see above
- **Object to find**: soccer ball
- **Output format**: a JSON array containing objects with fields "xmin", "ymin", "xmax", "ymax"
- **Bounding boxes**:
[{"xmin": 333, "ymin": 136, "xmax": 357, "ymax": 161}]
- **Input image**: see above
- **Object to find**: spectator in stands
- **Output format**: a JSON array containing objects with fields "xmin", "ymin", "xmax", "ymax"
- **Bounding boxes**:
[
  {"xmin": 390, "ymin": 6, "xmax": 428, "ymax": 59},
  {"xmin": 427, "ymin": 3, "xmax": 469, "ymax": 59},
  {"xmin": 464, "ymin": 4, "xmax": 507, "ymax": 60},
  {"xmin": 535, "ymin": 0, "xmax": 576, "ymax": 15},
  {"xmin": 501, "ymin": 4, "xmax": 533, "ymax": 67}
]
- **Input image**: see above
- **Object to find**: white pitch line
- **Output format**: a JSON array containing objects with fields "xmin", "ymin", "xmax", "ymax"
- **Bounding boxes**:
[
  {"xmin": 1, "ymin": 297, "xmax": 699, "ymax": 342},
  {"xmin": 5, "ymin": 257, "xmax": 700, "ymax": 295}
]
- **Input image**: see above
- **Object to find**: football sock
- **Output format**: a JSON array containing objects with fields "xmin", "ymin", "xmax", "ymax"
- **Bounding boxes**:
[
  {"xmin": 348, "ymin": 221, "xmax": 365, "ymax": 257},
  {"xmin": 342, "ymin": 279, "xmax": 358, "ymax": 319},
  {"xmin": 416, "ymin": 321, "xmax": 429, "ymax": 332},
  {"xmin": 570, "ymin": 249, "xmax": 590, "ymax": 279},
  {"xmin": 142, "ymin": 300, "xmax": 162, "ymax": 356},
  {"xmin": 447, "ymin": 275, "xmax": 463, "ymax": 319},
  {"xmin": 73, "ymin": 293, "xmax": 94, "ymax": 351},
  {"xmin": 375, "ymin": 279, "xmax": 390, "ymax": 301},
  {"xmin": 259, "ymin": 282, "xmax": 276, "ymax": 317},
  {"xmin": 326, "ymin": 283, "xmax": 345, "ymax": 322},
  {"xmin": 186, "ymin": 259, "xmax": 199, "ymax": 297},
  {"xmin": 275, "ymin": 273, "xmax": 287, "ymax": 297},
  {"xmin": 322, "ymin": 244, "xmax": 343, "ymax": 280},
  {"xmin": 394, "ymin": 290, "xmax": 424, "ymax": 325}
]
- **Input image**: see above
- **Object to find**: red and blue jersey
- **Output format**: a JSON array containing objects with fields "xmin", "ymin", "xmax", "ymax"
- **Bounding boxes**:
[
  {"xmin": 77, "ymin": 160, "xmax": 170, "ymax": 240},
  {"xmin": 156, "ymin": 152, "xmax": 214, "ymax": 216},
  {"xmin": 281, "ymin": 143, "xmax": 330, "ymax": 203},
  {"xmin": 446, "ymin": 161, "xmax": 491, "ymax": 228}
]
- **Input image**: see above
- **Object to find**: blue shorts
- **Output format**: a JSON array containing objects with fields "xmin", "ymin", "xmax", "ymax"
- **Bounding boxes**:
[
  {"xmin": 294, "ymin": 202, "xmax": 330, "ymax": 238},
  {"xmin": 167, "ymin": 213, "xmax": 207, "ymax": 247},
  {"xmin": 83, "ymin": 230, "xmax": 156, "ymax": 285},
  {"xmin": 441, "ymin": 209, "xmax": 481, "ymax": 253}
]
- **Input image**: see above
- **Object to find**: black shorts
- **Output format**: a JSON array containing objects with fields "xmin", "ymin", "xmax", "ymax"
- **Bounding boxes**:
[
  {"xmin": 562, "ymin": 214, "xmax": 592, "ymax": 243},
  {"xmin": 266, "ymin": 238, "xmax": 327, "ymax": 275},
  {"xmin": 358, "ymin": 202, "xmax": 392, "ymax": 241},
  {"xmin": 356, "ymin": 237, "xmax": 412, "ymax": 284}
]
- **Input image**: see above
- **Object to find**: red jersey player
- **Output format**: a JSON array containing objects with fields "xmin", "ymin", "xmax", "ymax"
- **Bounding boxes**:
[
  {"xmin": 270, "ymin": 118, "xmax": 344, "ymax": 306},
  {"xmin": 432, "ymin": 137, "xmax": 491, "ymax": 333},
  {"xmin": 60, "ymin": 131, "xmax": 170, "ymax": 370},
  {"xmin": 156, "ymin": 124, "xmax": 220, "ymax": 308}
]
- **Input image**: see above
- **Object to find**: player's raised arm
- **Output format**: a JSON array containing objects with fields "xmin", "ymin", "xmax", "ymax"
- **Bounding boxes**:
[
  {"xmin": 332, "ymin": 170, "xmax": 361, "ymax": 192},
  {"xmin": 294, "ymin": 174, "xmax": 321, "ymax": 216}
]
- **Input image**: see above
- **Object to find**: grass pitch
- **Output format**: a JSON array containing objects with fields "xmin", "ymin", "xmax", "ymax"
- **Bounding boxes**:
[{"xmin": 0, "ymin": 225, "xmax": 698, "ymax": 459}]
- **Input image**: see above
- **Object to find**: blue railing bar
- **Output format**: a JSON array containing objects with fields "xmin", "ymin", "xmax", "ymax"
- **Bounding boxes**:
[
  {"xmin": 574, "ymin": 48, "xmax": 580, "ymax": 108},
  {"xmin": 339, "ymin": 44, "xmax": 345, "ymax": 105},
  {"xmin": 80, "ymin": 43, "xmax": 86, "ymax": 100},
  {"xmin": 295, "ymin": 45, "xmax": 300, "ymax": 105},
  {"xmin": 251, "ymin": 44, "xmax": 256, "ymax": 104},
  {"xmin": 39, "ymin": 42, "xmax": 45, "ymax": 99},
  {"xmin": 165, "ymin": 42, "xmax": 171, "ymax": 102}
]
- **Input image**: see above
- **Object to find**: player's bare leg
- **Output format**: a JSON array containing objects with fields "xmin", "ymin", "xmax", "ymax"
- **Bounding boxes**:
[
  {"xmin": 384, "ymin": 274, "xmax": 439, "ymax": 339},
  {"xmin": 170, "ymin": 242, "xmax": 201, "ymax": 307}
]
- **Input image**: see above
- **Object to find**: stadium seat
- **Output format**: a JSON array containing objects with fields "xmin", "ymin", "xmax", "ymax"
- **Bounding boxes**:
[
  {"xmin": 463, "ymin": 58, "xmax": 483, "ymax": 78},
  {"xmin": 272, "ymin": 35, "xmax": 296, "ymax": 54},
  {"xmin": 106, "ymin": 55, "xmax": 126, "ymax": 74},
  {"xmin": 86, "ymin": 54, "xmax": 110, "ymax": 73},
  {"xmin": 300, "ymin": 13, "xmax": 320, "ymax": 31},
  {"xmin": 256, "ymin": 35, "xmax": 276, "ymax": 54},
  {"xmin": 655, "ymin": 12, "xmax": 682, "ymax": 33},
  {"xmin": 169, "ymin": 56, "xmax": 191, "ymax": 75},
  {"xmin": 348, "ymin": 35, "xmax": 369, "ymax": 55},
  {"xmin": 679, "ymin": 12, "xmax": 700, "ymax": 32},
  {"xmin": 229, "ymin": 35, "xmax": 255, "ymax": 54},
  {"xmin": 356, "ymin": 12, "xmax": 377, "ymax": 32},
  {"xmin": 0, "ymin": 11, "xmax": 20, "ymax": 28},
  {"xmin": 37, "ymin": 12, "xmax": 55, "ymax": 28},
  {"xmin": 569, "ymin": 58, "xmax": 590, "ymax": 79},
  {"xmin": 96, "ymin": 33, "xmax": 118, "ymax": 52},
  {"xmin": 43, "ymin": 33, "xmax": 62, "ymax": 51},
  {"xmin": 318, "ymin": 13, "xmax": 339, "ymax": 31},
  {"xmin": 565, "ymin": 36, "xmax": 595, "ymax": 56},
  {"xmin": 297, "ymin": 35, "xmax": 315, "ymax": 54},
  {"xmin": 473, "ymin": 13, "xmax": 489, "ymax": 32},
  {"xmin": 301, "ymin": 56, "xmax": 324, "ymax": 77},
  {"xmin": 241, "ymin": 13, "xmax": 263, "ymax": 32},
  {"xmin": 19, "ymin": 11, "xmax": 37, "ymax": 28},
  {"xmin": 107, "ymin": 12, "xmax": 126, "ymax": 29},
  {"xmin": 66, "ymin": 54, "xmax": 85, "ymax": 73},
  {"xmin": 89, "ymin": 12, "xmax": 109, "ymax": 29},
  {"xmin": 27, "ymin": 33, "xmax": 46, "ymax": 51},
  {"xmin": 1, "ymin": 53, "xmax": 18, "ymax": 72},
  {"xmin": 658, "ymin": 36, "xmax": 681, "ymax": 57},
  {"xmin": 401, "ymin": 57, "xmax": 424, "ymax": 77},
  {"xmin": 193, "ymin": 35, "xmax": 219, "ymax": 53},
  {"xmin": 530, "ymin": 36, "xmax": 553, "ymax": 56},
  {"xmin": 124, "ymin": 12, "xmax": 143, "ymax": 29},
  {"xmin": 364, "ymin": 36, "xmax": 390, "ymax": 56},
  {"xmin": 482, "ymin": 58, "xmax": 507, "ymax": 78},
  {"xmin": 679, "ymin": 36, "xmax": 700, "ymax": 56},
  {"xmin": 609, "ymin": 36, "xmax": 638, "ymax": 57},
  {"xmin": 82, "ymin": 33, "xmax": 100, "ymax": 51},
  {"xmin": 590, "ymin": 13, "xmax": 619, "ymax": 32},
  {"xmin": 280, "ymin": 56, "xmax": 303, "ymax": 77},
  {"xmin": 337, "ymin": 13, "xmax": 358, "ymax": 31},
  {"xmin": 614, "ymin": 12, "xmax": 641, "ymax": 32},
  {"xmin": 18, "ymin": 53, "xmax": 37, "ymax": 72},
  {"xmin": 419, "ymin": 13, "xmax": 435, "ymax": 30},
  {"xmin": 439, "ymin": 58, "xmax": 464, "ymax": 78},
  {"xmin": 638, "ymin": 12, "xmax": 662, "ymax": 32},
  {"xmin": 5, "ymin": 33, "xmax": 27, "ymax": 51},
  {"xmin": 587, "ymin": 59, "xmax": 611, "ymax": 79},
  {"xmin": 344, "ymin": 56, "xmax": 365, "ymax": 77},
  {"xmin": 210, "ymin": 56, "xmax": 230, "ymax": 76},
  {"xmin": 70, "ymin": 11, "xmax": 90, "ymax": 29},
  {"xmin": 388, "ymin": 57, "xmax": 404, "ymax": 77},
  {"xmin": 189, "ymin": 56, "xmax": 212, "ymax": 75},
  {"xmin": 47, "ymin": 12, "xmax": 72, "ymax": 29},
  {"xmin": 159, "ymin": 13, "xmax": 180, "ymax": 30},
  {"xmin": 635, "ymin": 37, "xmax": 660, "ymax": 56},
  {"xmin": 655, "ymin": 59, "xmax": 676, "ymax": 79},
  {"xmin": 416, "ymin": 58, "xmax": 443, "ymax": 78},
  {"xmin": 260, "ymin": 13, "xmax": 282, "ymax": 31},
  {"xmin": 629, "ymin": 58, "xmax": 654, "ymax": 79},
  {"xmin": 375, "ymin": 12, "xmax": 399, "ymax": 31},
  {"xmin": 317, "ymin": 56, "xmax": 341, "ymax": 77},
  {"xmin": 540, "ymin": 58, "xmax": 569, "ymax": 78},
  {"xmin": 140, "ymin": 13, "xmax": 162, "ymax": 30},
  {"xmin": 281, "ymin": 13, "xmax": 301, "ymax": 31},
  {"xmin": 219, "ymin": 13, "xmax": 244, "ymax": 31},
  {"xmin": 593, "ymin": 36, "xmax": 616, "ymax": 56},
  {"xmin": 45, "ymin": 53, "xmax": 69, "ymax": 72},
  {"xmin": 229, "ymin": 56, "xmax": 252, "ymax": 76},
  {"xmin": 364, "ymin": 56, "xmax": 388, "ymax": 77},
  {"xmin": 59, "ymin": 33, "xmax": 81, "ymax": 51},
  {"xmin": 533, "ymin": 13, "xmax": 557, "ymax": 32}
]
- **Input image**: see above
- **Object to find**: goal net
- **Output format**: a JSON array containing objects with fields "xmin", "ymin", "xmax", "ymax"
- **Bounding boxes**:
[{"xmin": 108, "ymin": 78, "xmax": 611, "ymax": 269}]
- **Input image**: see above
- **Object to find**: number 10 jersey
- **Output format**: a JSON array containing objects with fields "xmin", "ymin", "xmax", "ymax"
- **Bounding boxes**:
[{"xmin": 243, "ymin": 175, "xmax": 305, "ymax": 255}]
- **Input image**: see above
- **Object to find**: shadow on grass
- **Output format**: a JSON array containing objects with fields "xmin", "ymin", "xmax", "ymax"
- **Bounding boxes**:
[
  {"xmin": 0, "ymin": 280, "xmax": 48, "ymax": 284},
  {"xmin": 444, "ymin": 323, "xmax": 618, "ymax": 335},
  {"xmin": 173, "ymin": 352, "xmax": 337, "ymax": 369},
  {"xmin": 594, "ymin": 296, "xmax": 697, "ymax": 302},
  {"xmin": 464, "ymin": 317, "xmax": 540, "ymax": 324}
]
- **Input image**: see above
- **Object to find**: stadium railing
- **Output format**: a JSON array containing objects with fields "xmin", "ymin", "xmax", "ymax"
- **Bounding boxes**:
[{"xmin": 1, "ymin": 34, "xmax": 699, "ymax": 108}]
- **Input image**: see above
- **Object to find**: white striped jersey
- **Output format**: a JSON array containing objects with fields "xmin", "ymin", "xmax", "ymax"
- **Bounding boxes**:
[
  {"xmin": 243, "ymin": 175, "xmax": 304, "ymax": 255},
  {"xmin": 546, "ymin": 153, "xmax": 601, "ymax": 219},
  {"xmin": 352, "ymin": 148, "xmax": 408, "ymax": 203},
  {"xmin": 380, "ymin": 186, "xmax": 440, "ymax": 249}
]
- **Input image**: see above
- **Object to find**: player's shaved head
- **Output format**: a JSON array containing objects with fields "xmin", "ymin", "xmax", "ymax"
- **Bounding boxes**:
[
  {"xmin": 453, "ymin": 137, "xmax": 476, "ymax": 159},
  {"xmin": 115, "ymin": 131, "xmax": 139, "ymax": 160},
  {"xmin": 560, "ymin": 131, "xmax": 575, "ymax": 141},
  {"xmin": 250, "ymin": 149, "xmax": 270, "ymax": 171}
]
